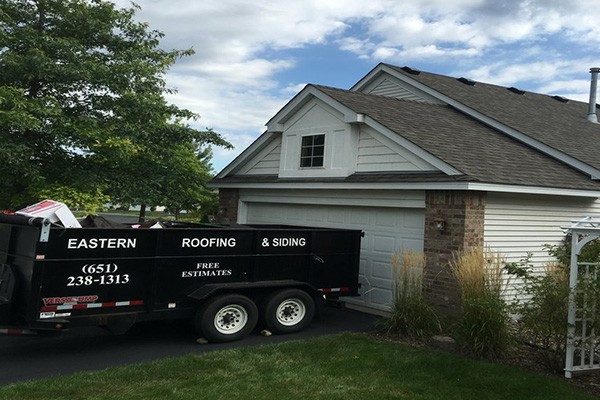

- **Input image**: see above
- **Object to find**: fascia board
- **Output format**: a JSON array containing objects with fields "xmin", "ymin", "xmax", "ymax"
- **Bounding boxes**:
[
  {"xmin": 363, "ymin": 115, "xmax": 463, "ymax": 176},
  {"xmin": 209, "ymin": 180, "xmax": 600, "ymax": 198},
  {"xmin": 359, "ymin": 65, "xmax": 600, "ymax": 180}
]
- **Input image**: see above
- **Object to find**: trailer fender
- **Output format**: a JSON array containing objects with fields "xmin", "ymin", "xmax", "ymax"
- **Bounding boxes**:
[{"xmin": 187, "ymin": 280, "xmax": 319, "ymax": 302}]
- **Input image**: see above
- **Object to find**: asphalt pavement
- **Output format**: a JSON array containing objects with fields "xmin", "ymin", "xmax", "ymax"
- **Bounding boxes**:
[{"xmin": 0, "ymin": 306, "xmax": 380, "ymax": 386}]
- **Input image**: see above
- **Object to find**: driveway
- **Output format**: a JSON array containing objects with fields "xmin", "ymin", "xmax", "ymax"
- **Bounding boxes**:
[{"xmin": 0, "ymin": 306, "xmax": 379, "ymax": 385}]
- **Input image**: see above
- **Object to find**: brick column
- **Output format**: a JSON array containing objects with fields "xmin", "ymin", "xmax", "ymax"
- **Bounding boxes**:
[
  {"xmin": 423, "ymin": 190, "xmax": 486, "ymax": 316},
  {"xmin": 216, "ymin": 188, "xmax": 240, "ymax": 224}
]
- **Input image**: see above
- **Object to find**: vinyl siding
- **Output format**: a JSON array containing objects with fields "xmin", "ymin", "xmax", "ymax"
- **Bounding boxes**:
[
  {"xmin": 356, "ymin": 128, "xmax": 436, "ymax": 172},
  {"xmin": 484, "ymin": 193, "xmax": 600, "ymax": 296},
  {"xmin": 238, "ymin": 137, "xmax": 282, "ymax": 175}
]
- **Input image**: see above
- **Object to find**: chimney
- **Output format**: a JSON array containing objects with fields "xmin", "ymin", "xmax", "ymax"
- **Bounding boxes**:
[{"xmin": 587, "ymin": 67, "xmax": 600, "ymax": 123}]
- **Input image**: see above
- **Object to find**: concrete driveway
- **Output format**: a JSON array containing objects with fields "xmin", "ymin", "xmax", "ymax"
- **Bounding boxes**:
[{"xmin": 0, "ymin": 306, "xmax": 380, "ymax": 385}]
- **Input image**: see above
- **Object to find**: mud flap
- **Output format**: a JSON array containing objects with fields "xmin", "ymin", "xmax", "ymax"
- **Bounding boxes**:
[{"xmin": 0, "ymin": 264, "xmax": 16, "ymax": 324}]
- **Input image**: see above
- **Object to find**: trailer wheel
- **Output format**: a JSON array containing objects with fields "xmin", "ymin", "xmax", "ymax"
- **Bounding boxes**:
[
  {"xmin": 262, "ymin": 289, "xmax": 315, "ymax": 334},
  {"xmin": 195, "ymin": 294, "xmax": 258, "ymax": 343}
]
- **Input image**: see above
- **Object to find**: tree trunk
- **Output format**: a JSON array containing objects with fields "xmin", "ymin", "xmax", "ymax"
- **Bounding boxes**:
[{"xmin": 138, "ymin": 204, "xmax": 146, "ymax": 222}]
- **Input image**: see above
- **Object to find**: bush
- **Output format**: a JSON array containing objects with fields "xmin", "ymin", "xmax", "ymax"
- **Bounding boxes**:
[
  {"xmin": 450, "ymin": 249, "xmax": 512, "ymax": 359},
  {"xmin": 507, "ymin": 242, "xmax": 600, "ymax": 373},
  {"xmin": 507, "ymin": 261, "xmax": 569, "ymax": 372},
  {"xmin": 386, "ymin": 250, "xmax": 441, "ymax": 338}
]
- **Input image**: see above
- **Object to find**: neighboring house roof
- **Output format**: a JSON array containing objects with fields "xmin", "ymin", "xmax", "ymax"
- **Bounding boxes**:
[{"xmin": 213, "ymin": 63, "xmax": 600, "ymax": 195}]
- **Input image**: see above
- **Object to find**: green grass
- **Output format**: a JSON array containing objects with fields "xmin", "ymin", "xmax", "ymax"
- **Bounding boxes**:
[{"xmin": 0, "ymin": 333, "xmax": 594, "ymax": 400}]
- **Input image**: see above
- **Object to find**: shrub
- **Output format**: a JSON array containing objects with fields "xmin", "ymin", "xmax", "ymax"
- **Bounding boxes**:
[
  {"xmin": 507, "ymin": 242, "xmax": 600, "ymax": 373},
  {"xmin": 450, "ymin": 249, "xmax": 512, "ymax": 359},
  {"xmin": 386, "ymin": 250, "xmax": 441, "ymax": 338}
]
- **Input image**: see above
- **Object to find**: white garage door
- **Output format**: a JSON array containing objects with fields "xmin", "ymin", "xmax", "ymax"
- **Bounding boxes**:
[{"xmin": 244, "ymin": 203, "xmax": 424, "ymax": 312}]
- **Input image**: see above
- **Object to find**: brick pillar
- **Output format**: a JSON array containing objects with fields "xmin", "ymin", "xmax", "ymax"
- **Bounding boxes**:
[
  {"xmin": 216, "ymin": 188, "xmax": 240, "ymax": 224},
  {"xmin": 423, "ymin": 190, "xmax": 486, "ymax": 317}
]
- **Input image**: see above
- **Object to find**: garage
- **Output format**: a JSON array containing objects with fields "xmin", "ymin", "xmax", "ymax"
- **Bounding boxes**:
[{"xmin": 243, "ymin": 202, "xmax": 425, "ymax": 312}]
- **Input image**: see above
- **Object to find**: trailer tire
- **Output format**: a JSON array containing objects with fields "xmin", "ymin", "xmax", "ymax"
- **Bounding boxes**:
[
  {"xmin": 262, "ymin": 289, "xmax": 315, "ymax": 334},
  {"xmin": 195, "ymin": 294, "xmax": 258, "ymax": 343}
]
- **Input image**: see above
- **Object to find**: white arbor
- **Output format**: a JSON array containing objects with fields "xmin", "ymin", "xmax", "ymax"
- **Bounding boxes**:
[{"xmin": 565, "ymin": 216, "xmax": 600, "ymax": 378}]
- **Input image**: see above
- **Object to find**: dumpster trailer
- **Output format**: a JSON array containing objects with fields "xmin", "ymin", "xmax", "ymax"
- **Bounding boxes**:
[{"xmin": 0, "ymin": 214, "xmax": 361, "ymax": 342}]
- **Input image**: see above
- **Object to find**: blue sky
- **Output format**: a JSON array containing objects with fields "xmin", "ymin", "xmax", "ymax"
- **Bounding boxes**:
[{"xmin": 115, "ymin": 0, "xmax": 600, "ymax": 172}]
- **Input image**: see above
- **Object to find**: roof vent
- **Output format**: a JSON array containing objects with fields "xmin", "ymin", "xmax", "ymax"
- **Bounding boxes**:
[
  {"xmin": 457, "ymin": 77, "xmax": 476, "ymax": 86},
  {"xmin": 552, "ymin": 95, "xmax": 569, "ymax": 103},
  {"xmin": 587, "ymin": 67, "xmax": 600, "ymax": 123},
  {"xmin": 401, "ymin": 66, "xmax": 421, "ymax": 75},
  {"xmin": 507, "ymin": 87, "xmax": 525, "ymax": 95}
]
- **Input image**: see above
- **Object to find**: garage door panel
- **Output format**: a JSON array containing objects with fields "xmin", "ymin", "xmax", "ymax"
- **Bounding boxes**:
[
  {"xmin": 369, "ymin": 287, "xmax": 393, "ymax": 308},
  {"xmin": 372, "ymin": 260, "xmax": 392, "ymax": 280},
  {"xmin": 245, "ymin": 202, "xmax": 424, "ymax": 311},
  {"xmin": 373, "ymin": 235, "xmax": 396, "ymax": 255}
]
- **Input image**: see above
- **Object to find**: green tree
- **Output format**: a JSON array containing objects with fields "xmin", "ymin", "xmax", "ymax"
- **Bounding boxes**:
[{"xmin": 0, "ymin": 0, "xmax": 231, "ymax": 213}]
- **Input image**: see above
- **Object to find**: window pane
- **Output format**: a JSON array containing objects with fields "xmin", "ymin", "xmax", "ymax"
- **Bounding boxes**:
[
  {"xmin": 301, "ymin": 136, "xmax": 313, "ymax": 147},
  {"xmin": 300, "ymin": 134, "xmax": 325, "ymax": 168}
]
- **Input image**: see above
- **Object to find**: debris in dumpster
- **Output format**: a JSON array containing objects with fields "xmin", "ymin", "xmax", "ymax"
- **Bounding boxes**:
[
  {"xmin": 78, "ymin": 215, "xmax": 128, "ymax": 228},
  {"xmin": 16, "ymin": 200, "xmax": 81, "ymax": 228}
]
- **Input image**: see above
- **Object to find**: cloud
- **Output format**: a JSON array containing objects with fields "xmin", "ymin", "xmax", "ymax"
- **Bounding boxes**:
[{"xmin": 109, "ymin": 0, "xmax": 600, "ymax": 171}]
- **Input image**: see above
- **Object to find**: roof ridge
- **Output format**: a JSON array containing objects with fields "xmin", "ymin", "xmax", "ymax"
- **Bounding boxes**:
[{"xmin": 383, "ymin": 63, "xmax": 590, "ymax": 105}]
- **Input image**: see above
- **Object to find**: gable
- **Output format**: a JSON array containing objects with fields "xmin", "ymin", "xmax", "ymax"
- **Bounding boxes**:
[
  {"xmin": 359, "ymin": 74, "xmax": 443, "ymax": 104},
  {"xmin": 231, "ymin": 95, "xmax": 443, "ymax": 179}
]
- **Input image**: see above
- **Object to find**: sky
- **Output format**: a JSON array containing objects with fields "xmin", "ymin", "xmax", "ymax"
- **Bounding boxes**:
[{"xmin": 113, "ymin": 0, "xmax": 600, "ymax": 173}]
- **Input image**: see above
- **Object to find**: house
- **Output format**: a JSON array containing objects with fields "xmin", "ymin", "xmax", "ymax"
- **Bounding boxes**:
[{"xmin": 210, "ymin": 63, "xmax": 600, "ymax": 315}]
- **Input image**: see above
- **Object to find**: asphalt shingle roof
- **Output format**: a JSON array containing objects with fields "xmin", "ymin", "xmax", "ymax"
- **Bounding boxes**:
[
  {"xmin": 386, "ymin": 64, "xmax": 600, "ymax": 171},
  {"xmin": 314, "ymin": 84, "xmax": 600, "ymax": 191}
]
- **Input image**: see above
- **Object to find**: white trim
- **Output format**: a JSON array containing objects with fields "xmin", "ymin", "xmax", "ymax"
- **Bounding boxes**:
[
  {"xmin": 211, "ymin": 179, "xmax": 600, "ymax": 198},
  {"xmin": 467, "ymin": 183, "xmax": 600, "ymax": 197},
  {"xmin": 353, "ymin": 64, "xmax": 600, "ymax": 180},
  {"xmin": 239, "ymin": 194, "xmax": 425, "ymax": 209}
]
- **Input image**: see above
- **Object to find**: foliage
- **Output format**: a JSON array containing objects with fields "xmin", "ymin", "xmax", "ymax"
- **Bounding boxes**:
[
  {"xmin": 36, "ymin": 184, "xmax": 109, "ymax": 214},
  {"xmin": 450, "ymin": 248, "xmax": 512, "ymax": 359},
  {"xmin": 507, "ymin": 241, "xmax": 600, "ymax": 372},
  {"xmin": 386, "ymin": 250, "xmax": 441, "ymax": 338},
  {"xmin": 0, "ymin": 0, "xmax": 231, "ymax": 211},
  {"xmin": 0, "ymin": 333, "xmax": 595, "ymax": 400}
]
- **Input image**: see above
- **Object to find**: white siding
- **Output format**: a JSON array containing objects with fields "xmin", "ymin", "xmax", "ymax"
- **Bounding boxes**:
[
  {"xmin": 356, "ymin": 128, "xmax": 436, "ymax": 172},
  {"xmin": 360, "ymin": 75, "xmax": 444, "ymax": 104},
  {"xmin": 279, "ymin": 99, "xmax": 358, "ymax": 179},
  {"xmin": 239, "ymin": 139, "xmax": 281, "ymax": 175},
  {"xmin": 484, "ymin": 193, "xmax": 600, "ymax": 296},
  {"xmin": 368, "ymin": 78, "xmax": 426, "ymax": 101},
  {"xmin": 485, "ymin": 193, "xmax": 600, "ymax": 265}
]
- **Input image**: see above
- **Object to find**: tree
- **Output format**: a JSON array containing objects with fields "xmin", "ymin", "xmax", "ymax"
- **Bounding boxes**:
[{"xmin": 0, "ymin": 0, "xmax": 231, "ymax": 213}]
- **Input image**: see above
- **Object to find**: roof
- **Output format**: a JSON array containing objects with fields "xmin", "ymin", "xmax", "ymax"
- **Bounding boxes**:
[
  {"xmin": 312, "ymin": 85, "xmax": 600, "ymax": 191},
  {"xmin": 214, "ymin": 63, "xmax": 600, "ymax": 194},
  {"xmin": 383, "ymin": 64, "xmax": 600, "ymax": 173}
]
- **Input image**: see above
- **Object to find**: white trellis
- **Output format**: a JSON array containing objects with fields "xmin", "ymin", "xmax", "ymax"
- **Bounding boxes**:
[{"xmin": 565, "ymin": 216, "xmax": 600, "ymax": 378}]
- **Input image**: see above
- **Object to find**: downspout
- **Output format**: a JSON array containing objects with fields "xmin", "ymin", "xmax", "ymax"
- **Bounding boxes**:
[{"xmin": 586, "ymin": 67, "xmax": 600, "ymax": 123}]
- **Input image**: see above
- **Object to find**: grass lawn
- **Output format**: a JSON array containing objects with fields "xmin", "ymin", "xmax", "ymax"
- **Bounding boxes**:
[{"xmin": 0, "ymin": 333, "xmax": 594, "ymax": 400}]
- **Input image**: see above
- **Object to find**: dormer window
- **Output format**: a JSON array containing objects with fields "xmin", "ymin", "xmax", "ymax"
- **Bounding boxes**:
[{"xmin": 300, "ymin": 134, "xmax": 325, "ymax": 168}]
